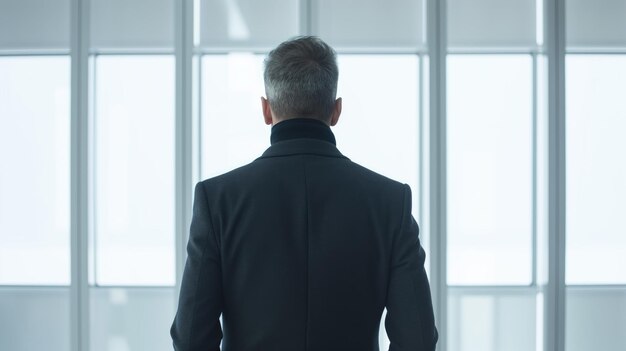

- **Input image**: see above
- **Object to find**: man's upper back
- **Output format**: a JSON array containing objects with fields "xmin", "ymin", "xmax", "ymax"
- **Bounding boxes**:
[{"xmin": 171, "ymin": 118, "xmax": 437, "ymax": 351}]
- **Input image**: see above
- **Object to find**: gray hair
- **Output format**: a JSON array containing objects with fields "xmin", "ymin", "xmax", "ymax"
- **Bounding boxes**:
[{"xmin": 263, "ymin": 36, "xmax": 339, "ymax": 121}]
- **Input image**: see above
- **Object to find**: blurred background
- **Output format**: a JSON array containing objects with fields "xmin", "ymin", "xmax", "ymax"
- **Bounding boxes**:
[{"xmin": 0, "ymin": 0, "xmax": 625, "ymax": 350}]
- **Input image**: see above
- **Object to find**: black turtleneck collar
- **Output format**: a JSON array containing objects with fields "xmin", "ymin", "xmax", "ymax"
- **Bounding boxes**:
[{"xmin": 270, "ymin": 117, "xmax": 336, "ymax": 146}]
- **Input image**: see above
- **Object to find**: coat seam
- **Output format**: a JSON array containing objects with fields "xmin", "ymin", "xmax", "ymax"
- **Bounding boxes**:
[{"xmin": 302, "ymin": 155, "xmax": 311, "ymax": 351}]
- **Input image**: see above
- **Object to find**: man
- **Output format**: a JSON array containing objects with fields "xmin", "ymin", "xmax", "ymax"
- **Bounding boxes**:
[{"xmin": 171, "ymin": 36, "xmax": 438, "ymax": 351}]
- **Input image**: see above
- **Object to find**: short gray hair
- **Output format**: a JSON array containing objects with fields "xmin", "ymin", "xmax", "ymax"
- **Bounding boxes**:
[{"xmin": 264, "ymin": 36, "xmax": 339, "ymax": 121}]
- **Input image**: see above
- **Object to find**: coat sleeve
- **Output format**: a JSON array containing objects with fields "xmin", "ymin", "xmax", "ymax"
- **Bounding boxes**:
[
  {"xmin": 385, "ymin": 184, "xmax": 438, "ymax": 351},
  {"xmin": 171, "ymin": 181, "xmax": 223, "ymax": 351}
]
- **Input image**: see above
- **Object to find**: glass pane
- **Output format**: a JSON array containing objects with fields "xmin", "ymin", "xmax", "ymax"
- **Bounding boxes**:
[
  {"xmin": 0, "ymin": 56, "xmax": 70, "ymax": 285},
  {"xmin": 447, "ymin": 55, "xmax": 533, "ymax": 285},
  {"xmin": 199, "ymin": 0, "xmax": 299, "ymax": 49},
  {"xmin": 200, "ymin": 54, "xmax": 269, "ymax": 179},
  {"xmin": 334, "ymin": 55, "xmax": 421, "ymax": 219},
  {"xmin": 448, "ymin": 290, "xmax": 538, "ymax": 351},
  {"xmin": 566, "ymin": 288, "xmax": 626, "ymax": 351},
  {"xmin": 0, "ymin": 288, "xmax": 70, "ymax": 350},
  {"xmin": 312, "ymin": 0, "xmax": 424, "ymax": 49},
  {"xmin": 94, "ymin": 55, "xmax": 175, "ymax": 286},
  {"xmin": 90, "ymin": 287, "xmax": 175, "ymax": 351},
  {"xmin": 566, "ymin": 0, "xmax": 626, "ymax": 48},
  {"xmin": 90, "ymin": 0, "xmax": 174, "ymax": 50},
  {"xmin": 566, "ymin": 55, "xmax": 626, "ymax": 284},
  {"xmin": 0, "ymin": 0, "xmax": 70, "ymax": 50},
  {"xmin": 448, "ymin": 0, "xmax": 536, "ymax": 48}
]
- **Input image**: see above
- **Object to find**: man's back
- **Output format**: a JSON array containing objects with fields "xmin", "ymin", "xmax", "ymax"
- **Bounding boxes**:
[{"xmin": 171, "ymin": 118, "xmax": 438, "ymax": 350}]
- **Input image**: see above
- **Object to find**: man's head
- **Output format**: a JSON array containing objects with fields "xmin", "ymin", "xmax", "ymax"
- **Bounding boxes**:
[{"xmin": 262, "ymin": 36, "xmax": 342, "ymax": 126}]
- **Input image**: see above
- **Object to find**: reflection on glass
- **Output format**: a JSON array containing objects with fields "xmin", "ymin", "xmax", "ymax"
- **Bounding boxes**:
[
  {"xmin": 447, "ymin": 55, "xmax": 533, "ymax": 285},
  {"xmin": 566, "ymin": 55, "xmax": 626, "ymax": 285},
  {"xmin": 312, "ymin": 0, "xmax": 424, "ymax": 49},
  {"xmin": 0, "ymin": 56, "xmax": 70, "ymax": 285},
  {"xmin": 94, "ymin": 55, "xmax": 175, "ymax": 286},
  {"xmin": 199, "ymin": 0, "xmax": 298, "ymax": 47}
]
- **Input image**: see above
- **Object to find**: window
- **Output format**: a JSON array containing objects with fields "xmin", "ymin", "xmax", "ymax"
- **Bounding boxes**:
[
  {"xmin": 565, "ymin": 55, "xmax": 626, "ymax": 285},
  {"xmin": 92, "ymin": 55, "xmax": 176, "ymax": 286},
  {"xmin": 564, "ymin": 55, "xmax": 626, "ymax": 350},
  {"xmin": 86, "ymin": 2, "xmax": 178, "ymax": 349},
  {"xmin": 90, "ymin": 0, "xmax": 174, "ymax": 50},
  {"xmin": 0, "ymin": 1, "xmax": 72, "ymax": 349},
  {"xmin": 6, "ymin": 1, "xmax": 626, "ymax": 350},
  {"xmin": 0, "ymin": 56, "xmax": 70, "ymax": 285},
  {"xmin": 312, "ymin": 0, "xmax": 425, "ymax": 49},
  {"xmin": 0, "ymin": 0, "xmax": 70, "ymax": 50},
  {"xmin": 565, "ymin": 1, "xmax": 626, "ymax": 350},
  {"xmin": 199, "ymin": 0, "xmax": 298, "ymax": 48},
  {"xmin": 447, "ymin": 55, "xmax": 534, "ymax": 286},
  {"xmin": 447, "ymin": 0, "xmax": 537, "ymax": 48},
  {"xmin": 445, "ymin": 1, "xmax": 541, "ymax": 348}
]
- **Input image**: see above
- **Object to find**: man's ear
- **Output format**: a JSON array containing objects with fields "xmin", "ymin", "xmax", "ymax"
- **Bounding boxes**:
[
  {"xmin": 330, "ymin": 97, "xmax": 342, "ymax": 126},
  {"xmin": 261, "ymin": 97, "xmax": 273, "ymax": 125}
]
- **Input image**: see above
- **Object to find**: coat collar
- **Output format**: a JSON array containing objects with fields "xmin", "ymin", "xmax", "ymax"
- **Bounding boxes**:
[
  {"xmin": 270, "ymin": 117, "xmax": 337, "ymax": 145},
  {"xmin": 256, "ymin": 117, "xmax": 350, "ymax": 161},
  {"xmin": 256, "ymin": 137, "xmax": 350, "ymax": 160}
]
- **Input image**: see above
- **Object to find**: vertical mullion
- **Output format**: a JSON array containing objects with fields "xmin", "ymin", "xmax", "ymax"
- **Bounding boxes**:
[
  {"xmin": 175, "ymin": 0, "xmax": 194, "ymax": 299},
  {"xmin": 427, "ymin": 0, "xmax": 448, "ymax": 350},
  {"xmin": 532, "ymin": 52, "xmax": 538, "ymax": 287},
  {"xmin": 299, "ymin": 0, "xmax": 312, "ymax": 36},
  {"xmin": 193, "ymin": 0, "xmax": 201, "ymax": 47},
  {"xmin": 418, "ymin": 54, "xmax": 425, "ymax": 231},
  {"xmin": 70, "ymin": 0, "xmax": 90, "ymax": 350},
  {"xmin": 194, "ymin": 54, "xmax": 202, "ymax": 183},
  {"xmin": 89, "ymin": 54, "xmax": 97, "ymax": 287},
  {"xmin": 545, "ymin": 0, "xmax": 567, "ymax": 351}
]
